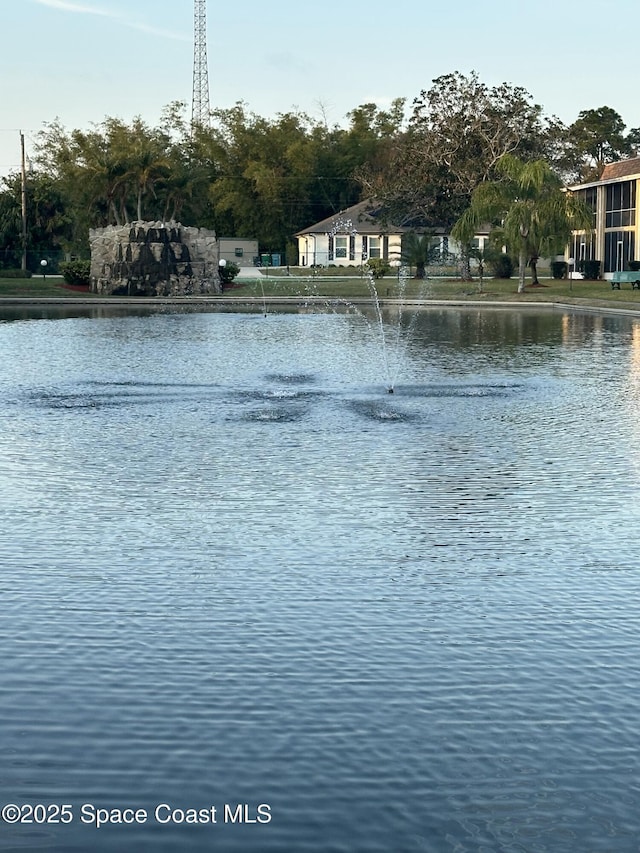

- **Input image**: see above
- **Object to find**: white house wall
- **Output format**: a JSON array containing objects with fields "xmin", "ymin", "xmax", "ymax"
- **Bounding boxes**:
[{"xmin": 297, "ymin": 233, "xmax": 485, "ymax": 267}]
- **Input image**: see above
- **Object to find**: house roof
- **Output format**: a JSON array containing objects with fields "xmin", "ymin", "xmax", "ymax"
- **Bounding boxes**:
[
  {"xmin": 295, "ymin": 199, "xmax": 415, "ymax": 237},
  {"xmin": 296, "ymin": 198, "xmax": 491, "ymax": 238},
  {"xmin": 600, "ymin": 157, "xmax": 640, "ymax": 182},
  {"xmin": 570, "ymin": 156, "xmax": 640, "ymax": 191}
]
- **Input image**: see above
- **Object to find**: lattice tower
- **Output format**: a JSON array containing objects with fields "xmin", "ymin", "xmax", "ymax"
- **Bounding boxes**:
[{"xmin": 192, "ymin": 0, "xmax": 210, "ymax": 128}]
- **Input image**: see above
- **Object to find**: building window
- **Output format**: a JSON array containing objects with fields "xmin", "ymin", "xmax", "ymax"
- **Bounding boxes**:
[
  {"xmin": 335, "ymin": 236, "xmax": 348, "ymax": 258},
  {"xmin": 571, "ymin": 232, "xmax": 597, "ymax": 262},
  {"xmin": 605, "ymin": 180, "xmax": 636, "ymax": 228},
  {"xmin": 234, "ymin": 248, "xmax": 244, "ymax": 257},
  {"xmin": 604, "ymin": 230, "xmax": 635, "ymax": 273},
  {"xmin": 368, "ymin": 236, "xmax": 381, "ymax": 258},
  {"xmin": 427, "ymin": 237, "xmax": 444, "ymax": 262},
  {"xmin": 575, "ymin": 187, "xmax": 598, "ymax": 227}
]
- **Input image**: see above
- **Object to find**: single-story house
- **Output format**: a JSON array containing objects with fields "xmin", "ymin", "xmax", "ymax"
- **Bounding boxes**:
[
  {"xmin": 295, "ymin": 200, "xmax": 490, "ymax": 268},
  {"xmin": 569, "ymin": 157, "xmax": 640, "ymax": 278}
]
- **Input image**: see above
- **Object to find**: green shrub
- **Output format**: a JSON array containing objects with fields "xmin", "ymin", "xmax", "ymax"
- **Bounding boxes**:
[
  {"xmin": 285, "ymin": 241, "xmax": 298, "ymax": 267},
  {"xmin": 219, "ymin": 261, "xmax": 240, "ymax": 284},
  {"xmin": 60, "ymin": 260, "xmax": 91, "ymax": 286},
  {"xmin": 577, "ymin": 259, "xmax": 601, "ymax": 280},
  {"xmin": 0, "ymin": 268, "xmax": 32, "ymax": 278},
  {"xmin": 490, "ymin": 254, "xmax": 514, "ymax": 278},
  {"xmin": 366, "ymin": 258, "xmax": 392, "ymax": 279},
  {"xmin": 551, "ymin": 261, "xmax": 567, "ymax": 279}
]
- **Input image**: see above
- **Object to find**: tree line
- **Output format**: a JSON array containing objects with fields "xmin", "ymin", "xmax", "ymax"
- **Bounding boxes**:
[{"xmin": 1, "ymin": 70, "xmax": 638, "ymax": 272}]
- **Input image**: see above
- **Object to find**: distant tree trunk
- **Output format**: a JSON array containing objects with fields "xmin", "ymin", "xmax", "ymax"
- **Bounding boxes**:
[
  {"xmin": 416, "ymin": 261, "xmax": 426, "ymax": 279},
  {"xmin": 459, "ymin": 244, "xmax": 472, "ymax": 280},
  {"xmin": 517, "ymin": 227, "xmax": 529, "ymax": 293},
  {"xmin": 529, "ymin": 254, "xmax": 540, "ymax": 285},
  {"xmin": 109, "ymin": 200, "xmax": 121, "ymax": 226},
  {"xmin": 518, "ymin": 246, "xmax": 527, "ymax": 293},
  {"xmin": 163, "ymin": 199, "xmax": 180, "ymax": 222},
  {"xmin": 119, "ymin": 196, "xmax": 131, "ymax": 224}
]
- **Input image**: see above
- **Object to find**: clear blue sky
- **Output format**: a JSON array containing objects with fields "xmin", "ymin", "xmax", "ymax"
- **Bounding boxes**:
[{"xmin": 1, "ymin": 0, "xmax": 638, "ymax": 177}]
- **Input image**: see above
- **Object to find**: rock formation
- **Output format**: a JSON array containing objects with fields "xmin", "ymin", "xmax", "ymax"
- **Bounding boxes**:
[{"xmin": 89, "ymin": 221, "xmax": 221, "ymax": 296}]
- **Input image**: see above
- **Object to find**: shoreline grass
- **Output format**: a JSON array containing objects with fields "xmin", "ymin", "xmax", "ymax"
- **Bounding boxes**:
[
  {"xmin": 226, "ymin": 274, "xmax": 640, "ymax": 312},
  {"xmin": 0, "ymin": 278, "xmax": 100, "ymax": 298},
  {"xmin": 2, "ymin": 274, "xmax": 640, "ymax": 314}
]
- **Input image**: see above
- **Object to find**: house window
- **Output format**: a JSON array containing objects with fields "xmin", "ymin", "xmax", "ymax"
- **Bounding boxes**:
[
  {"xmin": 605, "ymin": 181, "xmax": 636, "ymax": 228},
  {"xmin": 428, "ymin": 237, "xmax": 443, "ymax": 263},
  {"xmin": 368, "ymin": 236, "xmax": 381, "ymax": 258},
  {"xmin": 234, "ymin": 248, "xmax": 244, "ymax": 257},
  {"xmin": 335, "ymin": 236, "xmax": 348, "ymax": 258}
]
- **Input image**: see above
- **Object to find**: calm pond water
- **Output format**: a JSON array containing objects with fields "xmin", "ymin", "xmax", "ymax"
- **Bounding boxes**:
[{"xmin": 1, "ymin": 305, "xmax": 640, "ymax": 852}]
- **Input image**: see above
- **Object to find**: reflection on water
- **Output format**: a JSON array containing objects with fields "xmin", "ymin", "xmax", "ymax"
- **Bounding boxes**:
[{"xmin": 1, "ymin": 306, "xmax": 640, "ymax": 852}]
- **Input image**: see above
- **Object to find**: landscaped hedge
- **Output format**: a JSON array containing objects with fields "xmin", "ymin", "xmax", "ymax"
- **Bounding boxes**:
[
  {"xmin": 219, "ymin": 261, "xmax": 240, "ymax": 284},
  {"xmin": 490, "ymin": 254, "xmax": 514, "ymax": 278},
  {"xmin": 577, "ymin": 259, "xmax": 601, "ymax": 280},
  {"xmin": 366, "ymin": 259, "xmax": 392, "ymax": 279},
  {"xmin": 59, "ymin": 260, "xmax": 91, "ymax": 286},
  {"xmin": 551, "ymin": 261, "xmax": 568, "ymax": 279},
  {"xmin": 0, "ymin": 268, "xmax": 31, "ymax": 278}
]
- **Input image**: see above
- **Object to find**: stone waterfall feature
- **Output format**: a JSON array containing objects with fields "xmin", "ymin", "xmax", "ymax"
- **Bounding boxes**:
[{"xmin": 89, "ymin": 222, "xmax": 221, "ymax": 296}]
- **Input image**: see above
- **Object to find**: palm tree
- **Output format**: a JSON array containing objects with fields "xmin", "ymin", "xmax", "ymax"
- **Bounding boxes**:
[
  {"xmin": 401, "ymin": 232, "xmax": 437, "ymax": 279},
  {"xmin": 452, "ymin": 155, "xmax": 594, "ymax": 293},
  {"xmin": 122, "ymin": 145, "xmax": 170, "ymax": 222},
  {"xmin": 83, "ymin": 145, "xmax": 129, "ymax": 226},
  {"xmin": 467, "ymin": 244, "xmax": 498, "ymax": 293}
]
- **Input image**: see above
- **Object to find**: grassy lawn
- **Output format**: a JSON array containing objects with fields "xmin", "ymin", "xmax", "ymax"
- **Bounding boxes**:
[
  {"xmin": 227, "ymin": 273, "xmax": 640, "ymax": 310},
  {"xmin": 3, "ymin": 273, "xmax": 640, "ymax": 313},
  {"xmin": 0, "ymin": 277, "xmax": 99, "ymax": 298}
]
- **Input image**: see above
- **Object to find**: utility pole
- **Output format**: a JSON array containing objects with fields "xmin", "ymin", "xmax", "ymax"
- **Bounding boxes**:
[
  {"xmin": 191, "ymin": 0, "xmax": 210, "ymax": 129},
  {"xmin": 20, "ymin": 131, "xmax": 27, "ymax": 273}
]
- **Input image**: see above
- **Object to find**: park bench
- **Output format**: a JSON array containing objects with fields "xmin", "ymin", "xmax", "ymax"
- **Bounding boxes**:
[{"xmin": 611, "ymin": 271, "xmax": 640, "ymax": 290}]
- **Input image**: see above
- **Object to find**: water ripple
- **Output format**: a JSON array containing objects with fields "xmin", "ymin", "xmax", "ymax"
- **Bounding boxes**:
[{"xmin": 1, "ymin": 308, "xmax": 640, "ymax": 852}]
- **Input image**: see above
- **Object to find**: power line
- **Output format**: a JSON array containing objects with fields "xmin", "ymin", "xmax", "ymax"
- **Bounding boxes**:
[{"xmin": 191, "ymin": 0, "xmax": 210, "ymax": 129}]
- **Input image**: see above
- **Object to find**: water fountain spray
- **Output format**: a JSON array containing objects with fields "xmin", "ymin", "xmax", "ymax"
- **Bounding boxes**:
[{"xmin": 365, "ymin": 264, "xmax": 414, "ymax": 394}]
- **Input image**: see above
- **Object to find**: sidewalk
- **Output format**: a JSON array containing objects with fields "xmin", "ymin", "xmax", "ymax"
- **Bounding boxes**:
[{"xmin": 235, "ymin": 266, "xmax": 264, "ymax": 278}]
